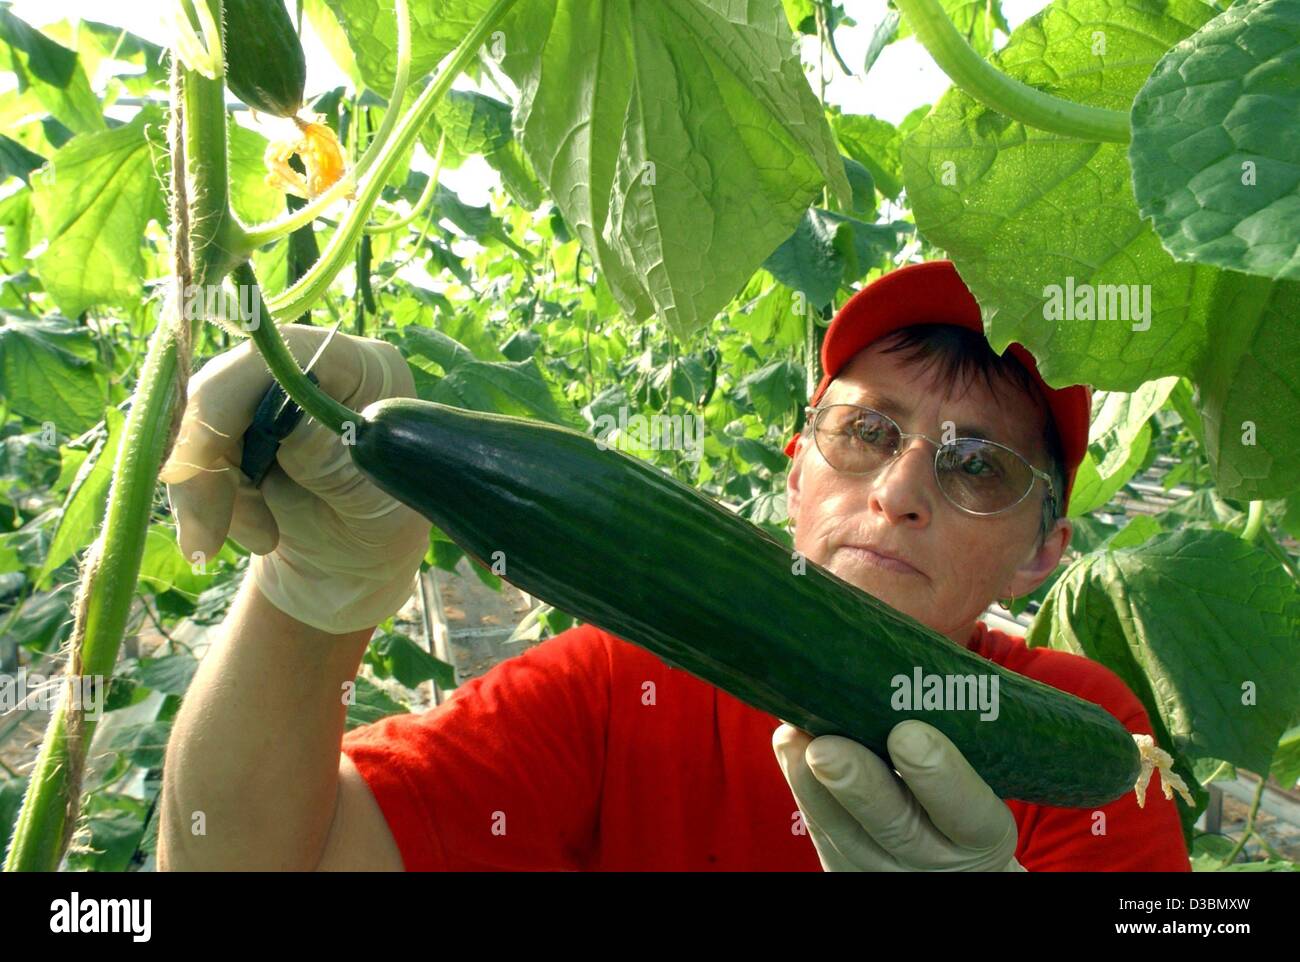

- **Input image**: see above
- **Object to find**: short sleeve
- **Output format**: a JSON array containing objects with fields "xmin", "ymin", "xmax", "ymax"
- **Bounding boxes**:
[{"xmin": 341, "ymin": 623, "xmax": 613, "ymax": 871}]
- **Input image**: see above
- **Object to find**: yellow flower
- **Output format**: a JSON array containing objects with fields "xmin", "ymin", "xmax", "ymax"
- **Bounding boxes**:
[{"xmin": 264, "ymin": 117, "xmax": 351, "ymax": 200}]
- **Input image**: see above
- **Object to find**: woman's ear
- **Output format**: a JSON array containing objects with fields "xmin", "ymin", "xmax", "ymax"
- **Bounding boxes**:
[
  {"xmin": 1004, "ymin": 516, "xmax": 1071, "ymax": 598},
  {"xmin": 786, "ymin": 435, "xmax": 806, "ymax": 519}
]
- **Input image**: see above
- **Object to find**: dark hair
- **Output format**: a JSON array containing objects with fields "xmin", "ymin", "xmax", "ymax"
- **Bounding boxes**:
[{"xmin": 811, "ymin": 324, "xmax": 1066, "ymax": 544}]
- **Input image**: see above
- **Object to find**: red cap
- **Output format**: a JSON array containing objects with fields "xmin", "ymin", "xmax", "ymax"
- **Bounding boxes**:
[{"xmin": 783, "ymin": 260, "xmax": 1092, "ymax": 512}]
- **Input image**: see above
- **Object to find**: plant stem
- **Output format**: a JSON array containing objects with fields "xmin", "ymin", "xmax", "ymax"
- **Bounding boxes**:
[
  {"xmin": 1241, "ymin": 500, "xmax": 1264, "ymax": 542},
  {"xmin": 365, "ymin": 131, "xmax": 446, "ymax": 235},
  {"xmin": 892, "ymin": 0, "xmax": 1130, "ymax": 143},
  {"xmin": 1219, "ymin": 775, "xmax": 1267, "ymax": 867},
  {"xmin": 4, "ymin": 244, "xmax": 185, "ymax": 875},
  {"xmin": 262, "ymin": 0, "xmax": 520, "ymax": 323},
  {"xmin": 4, "ymin": 6, "xmax": 233, "ymax": 870},
  {"xmin": 182, "ymin": 0, "xmax": 243, "ymax": 284},
  {"xmin": 1256, "ymin": 527, "xmax": 1298, "ymax": 583},
  {"xmin": 234, "ymin": 263, "xmax": 358, "ymax": 436}
]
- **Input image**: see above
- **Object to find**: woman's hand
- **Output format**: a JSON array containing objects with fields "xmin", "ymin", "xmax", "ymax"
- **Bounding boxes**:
[
  {"xmin": 773, "ymin": 719, "xmax": 1026, "ymax": 871},
  {"xmin": 159, "ymin": 324, "xmax": 431, "ymax": 634}
]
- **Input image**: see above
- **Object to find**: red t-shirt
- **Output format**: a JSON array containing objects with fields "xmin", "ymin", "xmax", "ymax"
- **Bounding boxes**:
[{"xmin": 341, "ymin": 620, "xmax": 1191, "ymax": 871}]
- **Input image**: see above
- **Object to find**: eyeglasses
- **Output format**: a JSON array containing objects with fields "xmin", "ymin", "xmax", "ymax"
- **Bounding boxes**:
[{"xmin": 805, "ymin": 404, "xmax": 1057, "ymax": 518}]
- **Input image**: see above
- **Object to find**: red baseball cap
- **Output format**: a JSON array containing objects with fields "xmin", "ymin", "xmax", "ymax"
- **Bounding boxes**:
[{"xmin": 783, "ymin": 260, "xmax": 1092, "ymax": 512}]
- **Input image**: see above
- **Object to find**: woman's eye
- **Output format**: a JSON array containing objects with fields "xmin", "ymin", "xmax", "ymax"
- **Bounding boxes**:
[{"xmin": 852, "ymin": 421, "xmax": 882, "ymax": 443}]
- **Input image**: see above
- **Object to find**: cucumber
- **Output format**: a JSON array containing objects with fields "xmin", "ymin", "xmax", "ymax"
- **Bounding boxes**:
[
  {"xmin": 223, "ymin": 0, "xmax": 306, "ymax": 118},
  {"xmin": 349, "ymin": 398, "xmax": 1143, "ymax": 808}
]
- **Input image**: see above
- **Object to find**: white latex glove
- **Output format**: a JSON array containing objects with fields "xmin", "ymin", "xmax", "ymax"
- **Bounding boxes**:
[
  {"xmin": 158, "ymin": 324, "xmax": 431, "ymax": 635},
  {"xmin": 773, "ymin": 719, "xmax": 1026, "ymax": 872}
]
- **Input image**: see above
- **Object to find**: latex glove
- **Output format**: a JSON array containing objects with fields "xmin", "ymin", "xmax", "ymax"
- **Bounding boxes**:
[
  {"xmin": 773, "ymin": 719, "xmax": 1026, "ymax": 872},
  {"xmin": 159, "ymin": 324, "xmax": 430, "ymax": 635}
]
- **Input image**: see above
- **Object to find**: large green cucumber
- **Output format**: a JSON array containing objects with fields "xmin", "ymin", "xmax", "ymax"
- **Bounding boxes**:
[
  {"xmin": 350, "ymin": 398, "xmax": 1143, "ymax": 808},
  {"xmin": 223, "ymin": 0, "xmax": 306, "ymax": 118}
]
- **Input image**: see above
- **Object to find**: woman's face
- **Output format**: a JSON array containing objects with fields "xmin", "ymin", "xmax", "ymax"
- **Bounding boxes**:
[{"xmin": 786, "ymin": 342, "xmax": 1072, "ymax": 644}]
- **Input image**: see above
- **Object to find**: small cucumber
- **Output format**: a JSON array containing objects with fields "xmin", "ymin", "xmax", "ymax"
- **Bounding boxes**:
[{"xmin": 223, "ymin": 0, "xmax": 306, "ymax": 118}]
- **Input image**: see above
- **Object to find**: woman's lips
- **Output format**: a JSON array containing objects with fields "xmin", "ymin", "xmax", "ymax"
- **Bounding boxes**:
[{"xmin": 839, "ymin": 544, "xmax": 924, "ymax": 577}]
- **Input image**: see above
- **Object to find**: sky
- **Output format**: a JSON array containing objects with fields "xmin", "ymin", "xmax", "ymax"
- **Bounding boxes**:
[{"xmin": 8, "ymin": 0, "xmax": 1052, "ymax": 208}]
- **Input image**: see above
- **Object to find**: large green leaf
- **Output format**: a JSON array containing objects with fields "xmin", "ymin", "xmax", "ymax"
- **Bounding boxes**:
[
  {"xmin": 322, "ymin": 0, "xmax": 499, "ymax": 93},
  {"xmin": 900, "ymin": 0, "xmax": 1300, "ymax": 499},
  {"xmin": 1028, "ymin": 529, "xmax": 1300, "ymax": 776},
  {"xmin": 495, "ymin": 0, "xmax": 851, "ymax": 340},
  {"xmin": 0, "ymin": 312, "xmax": 106, "ymax": 433},
  {"xmin": 1130, "ymin": 0, "xmax": 1300, "ymax": 281},
  {"xmin": 30, "ymin": 108, "xmax": 166, "ymax": 317},
  {"xmin": 0, "ymin": 9, "xmax": 103, "ymax": 136}
]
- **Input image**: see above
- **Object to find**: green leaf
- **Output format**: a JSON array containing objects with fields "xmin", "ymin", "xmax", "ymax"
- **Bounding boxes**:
[
  {"xmin": 0, "ymin": 8, "xmax": 104, "ymax": 136},
  {"xmin": 366, "ymin": 631, "xmax": 456, "ymax": 689},
  {"xmin": 303, "ymin": 0, "xmax": 362, "ymax": 87},
  {"xmin": 137, "ymin": 525, "xmax": 214, "ymax": 597},
  {"xmin": 30, "ymin": 108, "xmax": 167, "ymax": 317},
  {"xmin": 133, "ymin": 651, "xmax": 200, "ymax": 697},
  {"xmin": 733, "ymin": 277, "xmax": 806, "ymax": 351},
  {"xmin": 1068, "ymin": 377, "xmax": 1178, "ymax": 517},
  {"xmin": 345, "ymin": 675, "xmax": 410, "ymax": 730},
  {"xmin": 833, "ymin": 111, "xmax": 904, "ymax": 201},
  {"xmin": 228, "ymin": 122, "xmax": 286, "ymax": 226},
  {"xmin": 842, "ymin": 156, "xmax": 877, "ymax": 220},
  {"xmin": 1027, "ymin": 529, "xmax": 1300, "ymax": 776},
  {"xmin": 500, "ymin": 328, "xmax": 541, "ymax": 361},
  {"xmin": 63, "ymin": 794, "xmax": 147, "ymax": 872},
  {"xmin": 763, "ymin": 208, "xmax": 846, "ymax": 311},
  {"xmin": 1190, "ymin": 832, "xmax": 1299, "ymax": 871},
  {"xmin": 863, "ymin": 9, "xmax": 900, "ymax": 76},
  {"xmin": 1103, "ymin": 514, "xmax": 1162, "ymax": 551},
  {"xmin": 0, "ymin": 312, "xmax": 106, "ymax": 434},
  {"xmin": 487, "ymin": 137, "xmax": 545, "ymax": 211},
  {"xmin": 36, "ymin": 406, "xmax": 124, "ymax": 588},
  {"xmin": 0, "ymin": 133, "xmax": 46, "ymax": 184},
  {"xmin": 322, "ymin": 0, "xmax": 498, "ymax": 93},
  {"xmin": 1130, "ymin": 0, "xmax": 1300, "ymax": 281},
  {"xmin": 429, "ymin": 89, "xmax": 513, "ymax": 156},
  {"xmin": 0, "ymin": 776, "xmax": 29, "ymax": 862},
  {"xmin": 494, "ymin": 0, "xmax": 850, "ymax": 340},
  {"xmin": 430, "ymin": 358, "xmax": 580, "ymax": 427},
  {"xmin": 1272, "ymin": 724, "xmax": 1300, "ymax": 789},
  {"xmin": 900, "ymin": 0, "xmax": 1300, "ymax": 500},
  {"xmin": 736, "ymin": 358, "xmax": 805, "ymax": 423},
  {"xmin": 399, "ymin": 326, "xmax": 476, "ymax": 373},
  {"xmin": 764, "ymin": 208, "xmax": 904, "ymax": 309},
  {"xmin": 39, "ymin": 19, "xmax": 168, "ymax": 95}
]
